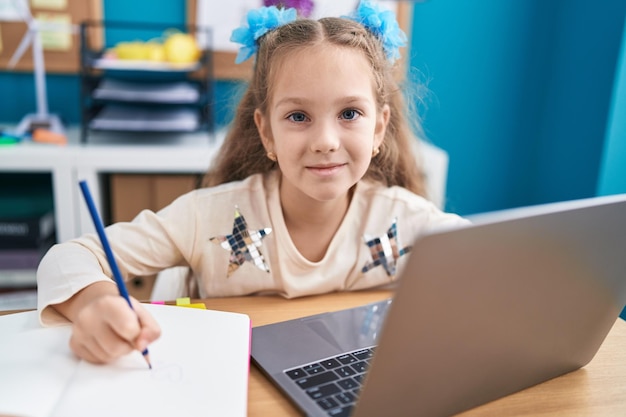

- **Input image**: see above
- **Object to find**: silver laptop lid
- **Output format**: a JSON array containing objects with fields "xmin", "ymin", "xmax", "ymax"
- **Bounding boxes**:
[{"xmin": 354, "ymin": 194, "xmax": 626, "ymax": 416}]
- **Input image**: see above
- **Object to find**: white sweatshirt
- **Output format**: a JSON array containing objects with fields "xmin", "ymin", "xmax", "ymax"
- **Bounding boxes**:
[{"xmin": 37, "ymin": 170, "xmax": 468, "ymax": 325}]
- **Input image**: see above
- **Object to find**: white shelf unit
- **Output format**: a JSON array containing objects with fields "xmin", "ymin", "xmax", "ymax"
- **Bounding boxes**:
[{"xmin": 0, "ymin": 127, "xmax": 222, "ymax": 244}]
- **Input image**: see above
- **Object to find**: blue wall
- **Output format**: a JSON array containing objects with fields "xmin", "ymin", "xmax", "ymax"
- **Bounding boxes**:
[
  {"xmin": 411, "ymin": 0, "xmax": 626, "ymax": 214},
  {"xmin": 1, "ymin": 0, "xmax": 625, "ymax": 216}
]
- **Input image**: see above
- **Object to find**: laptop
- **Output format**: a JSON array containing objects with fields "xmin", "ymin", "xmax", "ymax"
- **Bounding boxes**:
[{"xmin": 251, "ymin": 194, "xmax": 626, "ymax": 417}]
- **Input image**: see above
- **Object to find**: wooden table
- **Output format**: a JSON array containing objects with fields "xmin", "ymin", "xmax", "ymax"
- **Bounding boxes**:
[
  {"xmin": 198, "ymin": 290, "xmax": 626, "ymax": 417},
  {"xmin": 3, "ymin": 290, "xmax": 624, "ymax": 415}
]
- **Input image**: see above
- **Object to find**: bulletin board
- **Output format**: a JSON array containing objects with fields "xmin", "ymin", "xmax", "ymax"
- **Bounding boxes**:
[
  {"xmin": 187, "ymin": 0, "xmax": 412, "ymax": 80},
  {"xmin": 0, "ymin": 0, "xmax": 102, "ymax": 73}
]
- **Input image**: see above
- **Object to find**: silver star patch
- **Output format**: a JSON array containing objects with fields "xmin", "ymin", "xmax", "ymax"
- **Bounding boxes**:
[
  {"xmin": 362, "ymin": 219, "xmax": 411, "ymax": 277},
  {"xmin": 210, "ymin": 206, "xmax": 272, "ymax": 277}
]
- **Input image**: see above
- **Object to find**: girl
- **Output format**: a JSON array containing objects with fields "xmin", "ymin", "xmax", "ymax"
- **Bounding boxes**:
[{"xmin": 37, "ymin": 1, "xmax": 468, "ymax": 364}]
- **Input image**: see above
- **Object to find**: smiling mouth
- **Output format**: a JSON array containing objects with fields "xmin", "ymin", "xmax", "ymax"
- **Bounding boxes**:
[{"xmin": 307, "ymin": 163, "xmax": 346, "ymax": 176}]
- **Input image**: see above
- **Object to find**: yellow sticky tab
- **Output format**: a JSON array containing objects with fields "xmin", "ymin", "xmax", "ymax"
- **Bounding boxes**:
[
  {"xmin": 175, "ymin": 297, "xmax": 191, "ymax": 306},
  {"xmin": 181, "ymin": 303, "xmax": 207, "ymax": 310}
]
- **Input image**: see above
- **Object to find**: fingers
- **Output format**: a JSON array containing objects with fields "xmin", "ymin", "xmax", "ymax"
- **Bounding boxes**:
[
  {"xmin": 69, "ymin": 295, "xmax": 160, "ymax": 364},
  {"xmin": 70, "ymin": 324, "xmax": 134, "ymax": 364},
  {"xmin": 131, "ymin": 299, "xmax": 162, "ymax": 352}
]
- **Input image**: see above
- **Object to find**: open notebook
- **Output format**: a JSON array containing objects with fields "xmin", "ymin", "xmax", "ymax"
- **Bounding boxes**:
[{"xmin": 0, "ymin": 303, "xmax": 251, "ymax": 417}]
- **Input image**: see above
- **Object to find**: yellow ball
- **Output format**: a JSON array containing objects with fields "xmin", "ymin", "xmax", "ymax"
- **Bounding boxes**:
[{"xmin": 163, "ymin": 33, "xmax": 200, "ymax": 64}]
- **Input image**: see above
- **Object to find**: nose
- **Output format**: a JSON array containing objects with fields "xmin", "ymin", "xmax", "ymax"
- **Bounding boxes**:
[{"xmin": 310, "ymin": 120, "xmax": 340, "ymax": 154}]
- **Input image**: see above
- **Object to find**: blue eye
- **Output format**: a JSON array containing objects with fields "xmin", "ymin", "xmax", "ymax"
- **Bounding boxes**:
[
  {"xmin": 288, "ymin": 112, "xmax": 308, "ymax": 122},
  {"xmin": 341, "ymin": 109, "xmax": 360, "ymax": 120}
]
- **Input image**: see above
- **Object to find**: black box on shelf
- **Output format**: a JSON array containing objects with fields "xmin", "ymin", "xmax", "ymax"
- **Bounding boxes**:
[
  {"xmin": 0, "ymin": 211, "xmax": 55, "ymax": 249},
  {"xmin": 0, "ymin": 234, "xmax": 54, "ymax": 289},
  {"xmin": 0, "ymin": 236, "xmax": 55, "ymax": 269},
  {"xmin": 0, "ymin": 173, "xmax": 55, "ymax": 250}
]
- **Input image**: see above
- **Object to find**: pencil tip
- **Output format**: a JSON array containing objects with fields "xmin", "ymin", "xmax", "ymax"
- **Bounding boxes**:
[{"xmin": 142, "ymin": 350, "xmax": 152, "ymax": 369}]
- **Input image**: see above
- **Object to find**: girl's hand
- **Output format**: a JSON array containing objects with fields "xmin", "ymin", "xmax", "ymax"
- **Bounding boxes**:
[{"xmin": 68, "ymin": 294, "xmax": 161, "ymax": 364}]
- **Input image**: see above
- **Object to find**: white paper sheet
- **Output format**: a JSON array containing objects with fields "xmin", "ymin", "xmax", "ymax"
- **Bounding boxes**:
[
  {"xmin": 0, "ymin": 314, "xmax": 77, "ymax": 417},
  {"xmin": 0, "ymin": 304, "xmax": 251, "ymax": 417}
]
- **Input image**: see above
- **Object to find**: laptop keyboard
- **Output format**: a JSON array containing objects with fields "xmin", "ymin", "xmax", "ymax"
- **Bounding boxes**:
[{"xmin": 284, "ymin": 346, "xmax": 376, "ymax": 417}]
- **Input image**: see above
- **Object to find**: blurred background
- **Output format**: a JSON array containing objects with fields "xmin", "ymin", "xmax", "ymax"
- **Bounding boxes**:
[{"xmin": 1, "ymin": 0, "xmax": 625, "ymax": 216}]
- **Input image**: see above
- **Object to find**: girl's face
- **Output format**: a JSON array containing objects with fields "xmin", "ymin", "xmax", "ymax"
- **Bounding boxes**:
[{"xmin": 255, "ymin": 44, "xmax": 389, "ymax": 206}]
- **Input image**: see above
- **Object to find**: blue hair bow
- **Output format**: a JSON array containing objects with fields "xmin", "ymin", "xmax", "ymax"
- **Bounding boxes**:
[
  {"xmin": 230, "ymin": 1, "xmax": 406, "ymax": 64},
  {"xmin": 348, "ymin": 0, "xmax": 407, "ymax": 63},
  {"xmin": 230, "ymin": 6, "xmax": 298, "ymax": 64}
]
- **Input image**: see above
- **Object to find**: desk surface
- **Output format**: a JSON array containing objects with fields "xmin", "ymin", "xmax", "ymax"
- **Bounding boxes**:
[{"xmin": 199, "ymin": 290, "xmax": 626, "ymax": 417}]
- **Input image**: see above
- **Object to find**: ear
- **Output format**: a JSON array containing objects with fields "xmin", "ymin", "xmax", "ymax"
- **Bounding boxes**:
[
  {"xmin": 374, "ymin": 104, "xmax": 391, "ymax": 149},
  {"xmin": 254, "ymin": 108, "xmax": 273, "ymax": 151}
]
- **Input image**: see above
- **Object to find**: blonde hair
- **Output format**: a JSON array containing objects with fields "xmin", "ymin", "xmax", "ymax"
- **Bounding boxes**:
[{"xmin": 202, "ymin": 16, "xmax": 426, "ymax": 198}]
